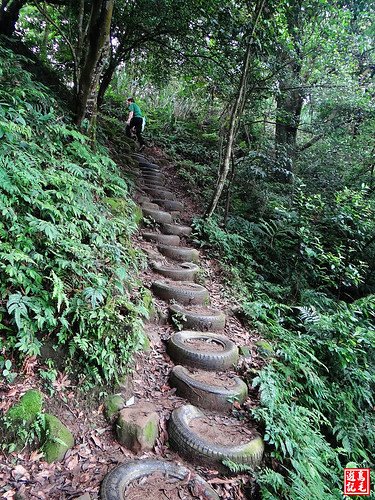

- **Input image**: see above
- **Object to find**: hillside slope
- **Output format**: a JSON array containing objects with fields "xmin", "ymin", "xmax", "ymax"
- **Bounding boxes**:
[{"xmin": 0, "ymin": 41, "xmax": 149, "ymax": 383}]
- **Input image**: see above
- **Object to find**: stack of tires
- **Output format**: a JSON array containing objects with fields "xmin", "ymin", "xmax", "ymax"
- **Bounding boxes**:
[{"xmin": 101, "ymin": 154, "xmax": 264, "ymax": 499}]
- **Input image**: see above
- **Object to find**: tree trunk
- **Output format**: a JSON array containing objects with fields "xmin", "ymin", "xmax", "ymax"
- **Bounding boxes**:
[
  {"xmin": 75, "ymin": 0, "xmax": 114, "ymax": 127},
  {"xmin": 223, "ymin": 153, "xmax": 236, "ymax": 227},
  {"xmin": 97, "ymin": 56, "xmax": 118, "ymax": 108},
  {"xmin": 0, "ymin": 0, "xmax": 26, "ymax": 36},
  {"xmin": 275, "ymin": 79, "xmax": 304, "ymax": 168},
  {"xmin": 274, "ymin": 0, "xmax": 304, "ymax": 170},
  {"xmin": 40, "ymin": 18, "xmax": 50, "ymax": 62},
  {"xmin": 205, "ymin": 0, "xmax": 265, "ymax": 218},
  {"xmin": 75, "ymin": 0, "xmax": 85, "ymax": 93}
]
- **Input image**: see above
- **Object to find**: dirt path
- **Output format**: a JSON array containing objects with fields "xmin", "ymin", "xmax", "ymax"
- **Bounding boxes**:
[{"xmin": 0, "ymin": 148, "xmax": 264, "ymax": 499}]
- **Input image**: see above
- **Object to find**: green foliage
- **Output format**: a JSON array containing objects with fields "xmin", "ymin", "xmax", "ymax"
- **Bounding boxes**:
[
  {"xmin": 192, "ymin": 208, "xmax": 374, "ymax": 498},
  {"xmin": 194, "ymin": 183, "xmax": 375, "ymax": 302},
  {"xmin": 0, "ymin": 358, "xmax": 17, "ymax": 383},
  {"xmin": 2, "ymin": 389, "xmax": 44, "ymax": 452},
  {"xmin": 170, "ymin": 311, "xmax": 186, "ymax": 331},
  {"xmin": 0, "ymin": 43, "xmax": 148, "ymax": 383},
  {"xmin": 249, "ymin": 295, "xmax": 375, "ymax": 498},
  {"xmin": 222, "ymin": 459, "xmax": 253, "ymax": 473},
  {"xmin": 42, "ymin": 413, "xmax": 74, "ymax": 462}
]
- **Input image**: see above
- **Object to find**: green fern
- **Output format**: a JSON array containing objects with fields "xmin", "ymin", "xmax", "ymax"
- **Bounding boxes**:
[{"xmin": 0, "ymin": 41, "xmax": 149, "ymax": 384}]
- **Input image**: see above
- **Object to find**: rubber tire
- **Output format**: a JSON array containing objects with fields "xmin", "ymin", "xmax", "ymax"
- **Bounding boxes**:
[
  {"xmin": 101, "ymin": 458, "xmax": 219, "ymax": 500},
  {"xmin": 143, "ymin": 162, "xmax": 160, "ymax": 169},
  {"xmin": 133, "ymin": 153, "xmax": 146, "ymax": 161},
  {"xmin": 168, "ymin": 405, "xmax": 264, "ymax": 472},
  {"xmin": 141, "ymin": 202, "xmax": 160, "ymax": 210},
  {"xmin": 169, "ymin": 304, "xmax": 226, "ymax": 331},
  {"xmin": 151, "ymin": 280, "xmax": 209, "ymax": 305},
  {"xmin": 143, "ymin": 182, "xmax": 165, "ymax": 190},
  {"xmin": 142, "ymin": 168, "xmax": 164, "ymax": 175},
  {"xmin": 142, "ymin": 176, "xmax": 165, "ymax": 184},
  {"xmin": 141, "ymin": 174, "xmax": 165, "ymax": 184},
  {"xmin": 138, "ymin": 195, "xmax": 150, "ymax": 203},
  {"xmin": 143, "ymin": 181, "xmax": 165, "ymax": 189},
  {"xmin": 142, "ymin": 172, "xmax": 165, "ymax": 181},
  {"xmin": 142, "ymin": 208, "xmax": 172, "ymax": 224},
  {"xmin": 140, "ymin": 167, "xmax": 161, "ymax": 174},
  {"xmin": 139, "ymin": 162, "xmax": 160, "ymax": 170},
  {"xmin": 152, "ymin": 262, "xmax": 199, "ymax": 281},
  {"xmin": 158, "ymin": 244, "xmax": 199, "ymax": 263},
  {"xmin": 152, "ymin": 199, "xmax": 184, "ymax": 211},
  {"xmin": 143, "ymin": 232, "xmax": 180, "ymax": 246},
  {"xmin": 143, "ymin": 188, "xmax": 175, "ymax": 200},
  {"xmin": 170, "ymin": 365, "xmax": 248, "ymax": 412},
  {"xmin": 167, "ymin": 331, "xmax": 239, "ymax": 370},
  {"xmin": 161, "ymin": 223, "xmax": 192, "ymax": 237}
]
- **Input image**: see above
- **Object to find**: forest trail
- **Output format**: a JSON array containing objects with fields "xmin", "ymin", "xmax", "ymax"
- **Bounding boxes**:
[
  {"xmin": 0, "ymin": 149, "xmax": 266, "ymax": 499},
  {"xmin": 99, "ymin": 151, "xmax": 266, "ymax": 498}
]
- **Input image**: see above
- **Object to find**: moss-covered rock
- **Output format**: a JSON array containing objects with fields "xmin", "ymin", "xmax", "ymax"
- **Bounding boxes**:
[
  {"xmin": 43, "ymin": 414, "xmax": 74, "ymax": 463},
  {"xmin": 104, "ymin": 395, "xmax": 125, "ymax": 421},
  {"xmin": 239, "ymin": 346, "xmax": 252, "ymax": 357},
  {"xmin": 116, "ymin": 402, "xmax": 159, "ymax": 453},
  {"xmin": 255, "ymin": 340, "xmax": 274, "ymax": 356},
  {"xmin": 2, "ymin": 389, "xmax": 44, "ymax": 450},
  {"xmin": 133, "ymin": 205, "xmax": 143, "ymax": 225},
  {"xmin": 143, "ymin": 288, "xmax": 155, "ymax": 316},
  {"xmin": 6, "ymin": 390, "xmax": 43, "ymax": 425}
]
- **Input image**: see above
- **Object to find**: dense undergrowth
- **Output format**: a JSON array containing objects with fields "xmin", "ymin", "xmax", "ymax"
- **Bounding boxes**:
[
  {"xmin": 140, "ymin": 92, "xmax": 375, "ymax": 497},
  {"xmin": 0, "ymin": 43, "xmax": 149, "ymax": 385},
  {"xmin": 193, "ymin": 216, "xmax": 374, "ymax": 498}
]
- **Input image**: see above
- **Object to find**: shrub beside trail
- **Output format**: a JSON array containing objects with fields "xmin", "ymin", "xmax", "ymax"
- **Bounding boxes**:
[{"xmin": 0, "ymin": 43, "xmax": 149, "ymax": 384}]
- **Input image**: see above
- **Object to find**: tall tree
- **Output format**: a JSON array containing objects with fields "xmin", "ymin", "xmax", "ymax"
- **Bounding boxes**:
[
  {"xmin": 75, "ymin": 0, "xmax": 114, "ymax": 127},
  {"xmin": 205, "ymin": 0, "xmax": 266, "ymax": 218},
  {"xmin": 274, "ymin": 0, "xmax": 305, "ymax": 170},
  {"xmin": 97, "ymin": 0, "xmax": 218, "ymax": 108}
]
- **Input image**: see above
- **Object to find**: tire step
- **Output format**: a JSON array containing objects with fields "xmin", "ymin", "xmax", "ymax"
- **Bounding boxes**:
[
  {"xmin": 143, "ymin": 188, "xmax": 175, "ymax": 200},
  {"xmin": 152, "ymin": 199, "xmax": 184, "ymax": 211},
  {"xmin": 170, "ymin": 365, "xmax": 248, "ymax": 412},
  {"xmin": 143, "ymin": 182, "xmax": 165, "ymax": 189},
  {"xmin": 169, "ymin": 304, "xmax": 226, "ymax": 331},
  {"xmin": 139, "ymin": 162, "xmax": 160, "ymax": 170},
  {"xmin": 167, "ymin": 331, "xmax": 238, "ymax": 370},
  {"xmin": 101, "ymin": 459, "xmax": 219, "ymax": 500},
  {"xmin": 157, "ymin": 244, "xmax": 199, "ymax": 263},
  {"xmin": 138, "ymin": 195, "xmax": 150, "ymax": 203},
  {"xmin": 142, "ymin": 172, "xmax": 165, "ymax": 180},
  {"xmin": 142, "ymin": 208, "xmax": 172, "ymax": 224},
  {"xmin": 152, "ymin": 280, "xmax": 209, "ymax": 305},
  {"xmin": 141, "ymin": 202, "xmax": 160, "ymax": 210},
  {"xmin": 168, "ymin": 405, "xmax": 264, "ymax": 472},
  {"xmin": 143, "ymin": 232, "xmax": 180, "ymax": 246},
  {"xmin": 152, "ymin": 262, "xmax": 199, "ymax": 281},
  {"xmin": 161, "ymin": 223, "xmax": 192, "ymax": 236}
]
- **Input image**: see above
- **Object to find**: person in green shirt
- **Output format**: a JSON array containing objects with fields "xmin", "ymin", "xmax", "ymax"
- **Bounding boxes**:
[{"xmin": 126, "ymin": 97, "xmax": 145, "ymax": 150}]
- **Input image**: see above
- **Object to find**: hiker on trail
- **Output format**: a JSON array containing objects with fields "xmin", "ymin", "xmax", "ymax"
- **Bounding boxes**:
[{"xmin": 126, "ymin": 97, "xmax": 145, "ymax": 151}]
